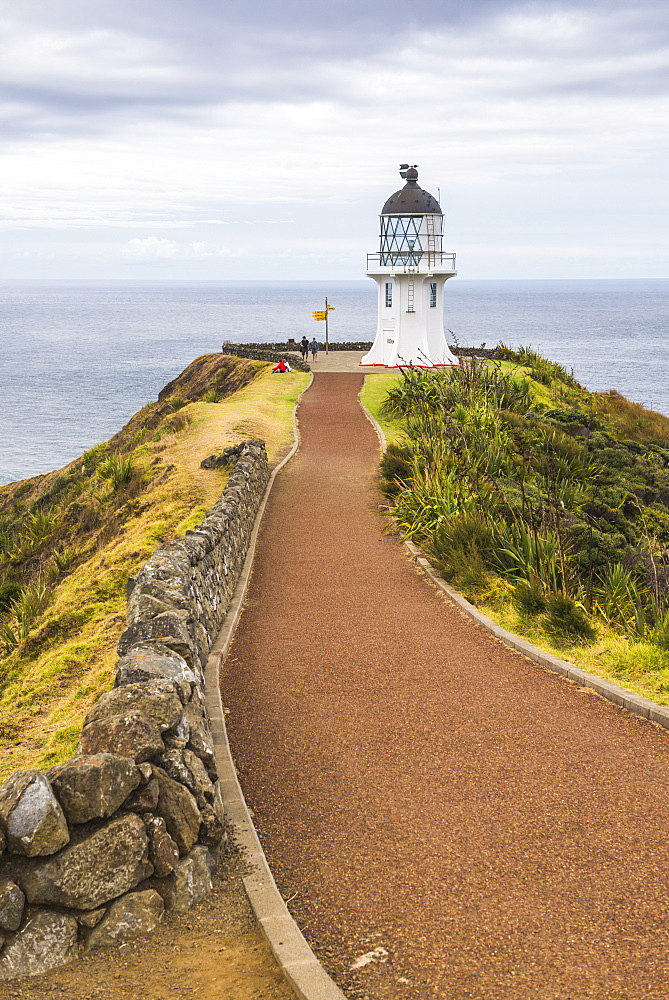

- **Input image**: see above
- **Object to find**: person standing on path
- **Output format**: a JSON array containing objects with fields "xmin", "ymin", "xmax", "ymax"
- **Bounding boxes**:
[
  {"xmin": 310, "ymin": 338, "xmax": 319, "ymax": 361},
  {"xmin": 300, "ymin": 337, "xmax": 310, "ymax": 361}
]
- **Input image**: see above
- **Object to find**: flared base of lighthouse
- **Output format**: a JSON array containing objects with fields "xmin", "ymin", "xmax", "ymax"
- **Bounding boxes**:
[
  {"xmin": 360, "ymin": 270, "xmax": 459, "ymax": 368},
  {"xmin": 359, "ymin": 345, "xmax": 459, "ymax": 368}
]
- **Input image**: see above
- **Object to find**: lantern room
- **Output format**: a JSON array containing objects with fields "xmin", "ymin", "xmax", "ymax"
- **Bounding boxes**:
[{"xmin": 361, "ymin": 165, "xmax": 459, "ymax": 368}]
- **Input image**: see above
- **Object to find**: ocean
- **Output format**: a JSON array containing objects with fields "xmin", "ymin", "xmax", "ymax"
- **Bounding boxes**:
[{"xmin": 1, "ymin": 278, "xmax": 667, "ymax": 485}]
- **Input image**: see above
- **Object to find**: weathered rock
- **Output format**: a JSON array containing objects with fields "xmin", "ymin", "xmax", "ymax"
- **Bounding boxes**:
[
  {"xmin": 0, "ymin": 828, "xmax": 5, "ymax": 855},
  {"xmin": 202, "ymin": 844, "xmax": 220, "ymax": 878},
  {"xmin": 84, "ymin": 890, "xmax": 164, "ymax": 951},
  {"xmin": 144, "ymin": 815, "xmax": 179, "ymax": 877},
  {"xmin": 212, "ymin": 785, "xmax": 225, "ymax": 826},
  {"xmin": 137, "ymin": 542, "xmax": 192, "ymax": 577},
  {"xmin": 0, "ymin": 772, "xmax": 69, "ymax": 857},
  {"xmin": 125, "ymin": 778, "xmax": 160, "ymax": 814},
  {"xmin": 154, "ymin": 750, "xmax": 195, "ymax": 792},
  {"xmin": 20, "ymin": 813, "xmax": 152, "ymax": 910},
  {"xmin": 138, "ymin": 762, "xmax": 153, "ymax": 783},
  {"xmin": 114, "ymin": 645, "xmax": 195, "ymax": 701},
  {"xmin": 126, "ymin": 592, "xmax": 175, "ymax": 625},
  {"xmin": 163, "ymin": 713, "xmax": 189, "ymax": 750},
  {"xmin": 198, "ymin": 804, "xmax": 225, "ymax": 848},
  {"xmin": 118, "ymin": 612, "xmax": 195, "ymax": 667},
  {"xmin": 189, "ymin": 684, "xmax": 206, "ymax": 716},
  {"xmin": 151, "ymin": 845, "xmax": 212, "ymax": 912},
  {"xmin": 128, "ymin": 580, "xmax": 192, "ymax": 618},
  {"xmin": 76, "ymin": 906, "xmax": 106, "ymax": 928},
  {"xmin": 78, "ymin": 711, "xmax": 164, "ymax": 763},
  {"xmin": 0, "ymin": 909, "xmax": 79, "ymax": 980},
  {"xmin": 0, "ymin": 881, "xmax": 25, "ymax": 932},
  {"xmin": 183, "ymin": 750, "xmax": 215, "ymax": 807},
  {"xmin": 151, "ymin": 766, "xmax": 200, "ymax": 856},
  {"xmin": 46, "ymin": 754, "xmax": 141, "ymax": 826},
  {"xmin": 84, "ymin": 681, "xmax": 184, "ymax": 733},
  {"xmin": 185, "ymin": 708, "xmax": 215, "ymax": 771}
]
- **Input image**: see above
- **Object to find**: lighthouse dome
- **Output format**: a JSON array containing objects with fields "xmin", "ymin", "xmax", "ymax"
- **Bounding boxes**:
[{"xmin": 381, "ymin": 165, "xmax": 442, "ymax": 216}]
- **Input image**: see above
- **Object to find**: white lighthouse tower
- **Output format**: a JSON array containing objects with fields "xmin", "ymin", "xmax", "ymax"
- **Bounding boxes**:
[{"xmin": 361, "ymin": 165, "xmax": 459, "ymax": 368}]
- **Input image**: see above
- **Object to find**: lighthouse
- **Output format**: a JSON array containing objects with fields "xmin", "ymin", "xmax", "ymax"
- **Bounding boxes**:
[{"xmin": 361, "ymin": 165, "xmax": 459, "ymax": 368}]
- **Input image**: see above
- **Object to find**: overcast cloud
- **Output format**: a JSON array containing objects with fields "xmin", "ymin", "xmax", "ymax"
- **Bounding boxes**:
[{"xmin": 1, "ymin": 0, "xmax": 668, "ymax": 278}]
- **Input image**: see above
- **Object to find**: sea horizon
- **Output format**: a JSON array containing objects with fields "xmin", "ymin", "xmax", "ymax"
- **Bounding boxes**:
[{"xmin": 1, "ymin": 277, "xmax": 668, "ymax": 485}]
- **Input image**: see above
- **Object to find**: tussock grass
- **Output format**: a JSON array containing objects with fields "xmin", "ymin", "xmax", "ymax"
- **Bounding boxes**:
[{"xmin": 363, "ymin": 350, "xmax": 669, "ymax": 709}]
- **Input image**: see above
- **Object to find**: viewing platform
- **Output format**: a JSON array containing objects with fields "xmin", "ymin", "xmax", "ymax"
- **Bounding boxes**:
[{"xmin": 366, "ymin": 250, "xmax": 457, "ymax": 273}]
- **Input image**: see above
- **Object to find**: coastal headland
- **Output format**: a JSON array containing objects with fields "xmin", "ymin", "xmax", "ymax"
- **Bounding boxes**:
[{"xmin": 3, "ymin": 348, "xmax": 669, "ymax": 996}]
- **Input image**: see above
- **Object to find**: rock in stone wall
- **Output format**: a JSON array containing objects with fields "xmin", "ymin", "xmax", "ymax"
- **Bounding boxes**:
[{"xmin": 0, "ymin": 440, "xmax": 270, "ymax": 980}]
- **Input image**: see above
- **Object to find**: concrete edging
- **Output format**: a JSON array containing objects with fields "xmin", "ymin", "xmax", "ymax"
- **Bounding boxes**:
[
  {"xmin": 357, "ymin": 386, "xmax": 669, "ymax": 733},
  {"xmin": 204, "ymin": 373, "xmax": 348, "ymax": 1000}
]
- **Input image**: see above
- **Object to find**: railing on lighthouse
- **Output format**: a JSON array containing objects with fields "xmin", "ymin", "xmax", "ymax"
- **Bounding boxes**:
[{"xmin": 366, "ymin": 250, "xmax": 457, "ymax": 271}]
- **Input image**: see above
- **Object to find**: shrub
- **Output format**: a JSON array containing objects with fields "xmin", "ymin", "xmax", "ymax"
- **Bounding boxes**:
[
  {"xmin": 0, "ymin": 582, "xmax": 21, "ymax": 613},
  {"xmin": 97, "ymin": 455, "xmax": 134, "ymax": 488},
  {"xmin": 162, "ymin": 412, "xmax": 191, "ymax": 435},
  {"xmin": 429, "ymin": 513, "xmax": 498, "ymax": 586},
  {"xmin": 544, "ymin": 594, "xmax": 596, "ymax": 643},
  {"xmin": 54, "ymin": 546, "xmax": 79, "ymax": 574},
  {"xmin": 380, "ymin": 444, "xmax": 412, "ymax": 497},
  {"xmin": 650, "ymin": 622, "xmax": 669, "ymax": 651},
  {"xmin": 513, "ymin": 581, "xmax": 547, "ymax": 616}
]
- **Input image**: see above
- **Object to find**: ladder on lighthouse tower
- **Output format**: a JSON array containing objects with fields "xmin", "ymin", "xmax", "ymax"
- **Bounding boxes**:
[
  {"xmin": 406, "ymin": 278, "xmax": 415, "ymax": 313},
  {"xmin": 426, "ymin": 214, "xmax": 436, "ymax": 266}
]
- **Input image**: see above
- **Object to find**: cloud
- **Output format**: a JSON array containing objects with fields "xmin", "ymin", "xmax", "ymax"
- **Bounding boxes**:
[
  {"xmin": 122, "ymin": 236, "xmax": 179, "ymax": 259},
  {"xmin": 121, "ymin": 236, "xmax": 240, "ymax": 260},
  {"xmin": 1, "ymin": 0, "xmax": 668, "ymax": 277}
]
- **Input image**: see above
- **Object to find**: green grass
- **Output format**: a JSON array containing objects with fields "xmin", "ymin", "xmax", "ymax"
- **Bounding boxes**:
[
  {"xmin": 360, "ymin": 373, "xmax": 404, "ymax": 445},
  {"xmin": 367, "ymin": 353, "xmax": 669, "ymax": 710},
  {"xmin": 478, "ymin": 593, "xmax": 669, "ymax": 707},
  {"xmin": 0, "ymin": 356, "xmax": 308, "ymax": 779}
]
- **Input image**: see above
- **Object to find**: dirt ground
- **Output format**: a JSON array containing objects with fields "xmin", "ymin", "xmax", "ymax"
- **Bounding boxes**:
[{"xmin": 0, "ymin": 839, "xmax": 294, "ymax": 1000}]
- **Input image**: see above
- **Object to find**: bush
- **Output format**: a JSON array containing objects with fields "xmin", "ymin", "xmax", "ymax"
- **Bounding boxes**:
[
  {"xmin": 429, "ymin": 513, "xmax": 499, "ymax": 593},
  {"xmin": 0, "ymin": 582, "xmax": 21, "ymax": 613},
  {"xmin": 650, "ymin": 623, "xmax": 669, "ymax": 651},
  {"xmin": 380, "ymin": 444, "xmax": 412, "ymax": 497},
  {"xmin": 513, "ymin": 581, "xmax": 547, "ymax": 616},
  {"xmin": 97, "ymin": 455, "xmax": 134, "ymax": 488},
  {"xmin": 544, "ymin": 594, "xmax": 596, "ymax": 643},
  {"xmin": 162, "ymin": 412, "xmax": 191, "ymax": 435}
]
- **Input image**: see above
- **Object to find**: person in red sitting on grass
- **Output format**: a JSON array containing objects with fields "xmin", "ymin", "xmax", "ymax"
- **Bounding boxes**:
[{"xmin": 272, "ymin": 359, "xmax": 291, "ymax": 373}]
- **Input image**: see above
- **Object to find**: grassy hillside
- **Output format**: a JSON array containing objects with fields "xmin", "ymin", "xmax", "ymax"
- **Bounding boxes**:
[
  {"xmin": 0, "ymin": 355, "xmax": 309, "ymax": 778},
  {"xmin": 365, "ymin": 350, "xmax": 669, "ymax": 707}
]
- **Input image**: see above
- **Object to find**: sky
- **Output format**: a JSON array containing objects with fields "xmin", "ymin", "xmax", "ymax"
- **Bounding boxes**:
[{"xmin": 1, "ymin": 0, "xmax": 668, "ymax": 280}]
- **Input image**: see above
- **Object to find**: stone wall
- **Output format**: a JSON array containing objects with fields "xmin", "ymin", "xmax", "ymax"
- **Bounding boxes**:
[
  {"xmin": 220, "ymin": 344, "xmax": 311, "ymax": 370},
  {"xmin": 222, "ymin": 341, "xmax": 498, "ymax": 362},
  {"xmin": 0, "ymin": 440, "xmax": 270, "ymax": 980},
  {"xmin": 449, "ymin": 346, "xmax": 499, "ymax": 359}
]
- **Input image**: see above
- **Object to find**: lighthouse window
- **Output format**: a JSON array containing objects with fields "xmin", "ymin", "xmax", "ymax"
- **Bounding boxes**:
[
  {"xmin": 380, "ymin": 216, "xmax": 424, "ymax": 265},
  {"xmin": 429, "ymin": 282, "xmax": 437, "ymax": 308},
  {"xmin": 385, "ymin": 282, "xmax": 393, "ymax": 308}
]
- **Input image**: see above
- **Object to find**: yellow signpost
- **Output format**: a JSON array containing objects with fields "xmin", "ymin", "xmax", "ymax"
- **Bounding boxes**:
[{"xmin": 312, "ymin": 297, "xmax": 335, "ymax": 353}]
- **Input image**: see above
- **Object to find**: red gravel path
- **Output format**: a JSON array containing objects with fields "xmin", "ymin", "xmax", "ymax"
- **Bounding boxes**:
[{"xmin": 222, "ymin": 373, "xmax": 669, "ymax": 1000}]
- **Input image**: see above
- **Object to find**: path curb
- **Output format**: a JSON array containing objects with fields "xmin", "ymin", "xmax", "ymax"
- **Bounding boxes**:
[
  {"xmin": 204, "ymin": 373, "xmax": 348, "ymax": 1000},
  {"xmin": 358, "ymin": 389, "xmax": 669, "ymax": 732},
  {"xmin": 406, "ymin": 542, "xmax": 669, "ymax": 730}
]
